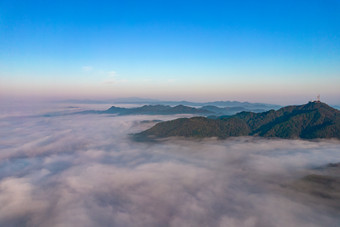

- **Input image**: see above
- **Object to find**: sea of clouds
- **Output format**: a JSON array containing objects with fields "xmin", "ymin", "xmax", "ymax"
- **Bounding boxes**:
[{"xmin": 0, "ymin": 102, "xmax": 340, "ymax": 227}]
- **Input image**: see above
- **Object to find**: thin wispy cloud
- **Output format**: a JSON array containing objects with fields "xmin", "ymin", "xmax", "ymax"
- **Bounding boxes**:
[
  {"xmin": 82, "ymin": 66, "xmax": 93, "ymax": 72},
  {"xmin": 107, "ymin": 71, "xmax": 116, "ymax": 77},
  {"xmin": 102, "ymin": 71, "xmax": 128, "ymax": 85}
]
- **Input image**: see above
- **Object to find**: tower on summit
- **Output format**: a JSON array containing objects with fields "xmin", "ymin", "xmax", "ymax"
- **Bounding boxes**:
[{"xmin": 316, "ymin": 94, "xmax": 321, "ymax": 102}]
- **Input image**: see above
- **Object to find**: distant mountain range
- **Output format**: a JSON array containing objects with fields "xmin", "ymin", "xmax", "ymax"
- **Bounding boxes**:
[
  {"xmin": 78, "ymin": 103, "xmax": 277, "ymax": 116},
  {"xmin": 104, "ymin": 105, "xmax": 211, "ymax": 115},
  {"xmin": 61, "ymin": 97, "xmax": 281, "ymax": 109},
  {"xmin": 137, "ymin": 101, "xmax": 340, "ymax": 140}
]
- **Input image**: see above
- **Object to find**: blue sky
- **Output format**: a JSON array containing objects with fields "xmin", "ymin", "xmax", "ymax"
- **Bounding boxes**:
[{"xmin": 1, "ymin": 0, "xmax": 340, "ymax": 104}]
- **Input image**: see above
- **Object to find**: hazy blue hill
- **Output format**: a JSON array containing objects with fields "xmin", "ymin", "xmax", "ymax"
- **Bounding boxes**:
[
  {"xmin": 138, "ymin": 102, "xmax": 340, "ymax": 139},
  {"xmin": 78, "ymin": 104, "xmax": 267, "ymax": 116},
  {"xmin": 164, "ymin": 105, "xmax": 204, "ymax": 114},
  {"xmin": 101, "ymin": 104, "xmax": 212, "ymax": 115},
  {"xmin": 62, "ymin": 98, "xmax": 280, "ymax": 111},
  {"xmin": 200, "ymin": 105, "xmax": 258, "ymax": 115},
  {"xmin": 104, "ymin": 106, "xmax": 128, "ymax": 114}
]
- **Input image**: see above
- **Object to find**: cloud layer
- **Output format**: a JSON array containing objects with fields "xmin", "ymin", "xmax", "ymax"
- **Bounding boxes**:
[{"xmin": 0, "ymin": 105, "xmax": 340, "ymax": 227}]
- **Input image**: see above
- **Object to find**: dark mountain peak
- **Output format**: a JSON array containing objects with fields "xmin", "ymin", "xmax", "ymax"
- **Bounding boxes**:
[
  {"xmin": 268, "ymin": 101, "xmax": 336, "ymax": 115},
  {"xmin": 278, "ymin": 101, "xmax": 336, "ymax": 112},
  {"xmin": 106, "ymin": 106, "xmax": 125, "ymax": 111},
  {"xmin": 302, "ymin": 101, "xmax": 337, "ymax": 111}
]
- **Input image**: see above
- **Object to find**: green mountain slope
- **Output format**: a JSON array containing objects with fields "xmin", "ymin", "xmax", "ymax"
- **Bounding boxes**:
[{"xmin": 138, "ymin": 102, "xmax": 340, "ymax": 139}]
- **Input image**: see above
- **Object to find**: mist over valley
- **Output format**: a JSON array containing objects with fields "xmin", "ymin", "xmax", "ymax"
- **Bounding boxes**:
[{"xmin": 0, "ymin": 102, "xmax": 339, "ymax": 226}]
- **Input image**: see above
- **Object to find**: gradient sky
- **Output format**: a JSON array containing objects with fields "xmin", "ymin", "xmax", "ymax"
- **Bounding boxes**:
[{"xmin": 1, "ymin": 0, "xmax": 340, "ymax": 104}]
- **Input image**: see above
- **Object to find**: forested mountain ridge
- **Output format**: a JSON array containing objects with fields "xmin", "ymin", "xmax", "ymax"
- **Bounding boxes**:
[{"xmin": 138, "ymin": 102, "xmax": 340, "ymax": 139}]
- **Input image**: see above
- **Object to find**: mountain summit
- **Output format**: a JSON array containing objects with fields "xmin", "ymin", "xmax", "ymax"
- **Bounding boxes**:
[{"xmin": 137, "ymin": 102, "xmax": 340, "ymax": 139}]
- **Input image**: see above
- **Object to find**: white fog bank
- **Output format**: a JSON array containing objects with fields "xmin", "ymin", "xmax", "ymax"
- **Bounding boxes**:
[{"xmin": 0, "ymin": 104, "xmax": 340, "ymax": 227}]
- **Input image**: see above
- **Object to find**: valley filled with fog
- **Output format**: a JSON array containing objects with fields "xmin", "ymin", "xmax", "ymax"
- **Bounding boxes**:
[{"xmin": 0, "ymin": 103, "xmax": 340, "ymax": 227}]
